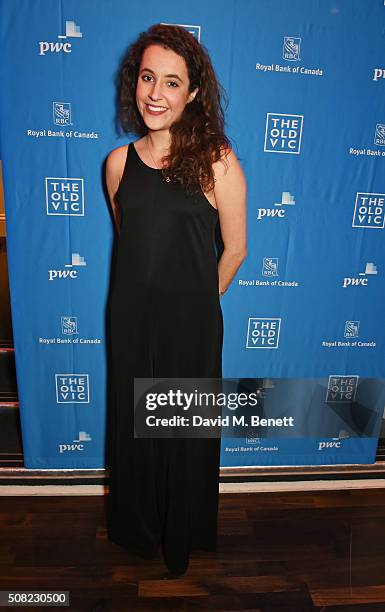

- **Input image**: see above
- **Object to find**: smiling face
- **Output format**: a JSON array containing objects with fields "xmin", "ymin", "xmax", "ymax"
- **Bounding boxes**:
[{"xmin": 136, "ymin": 44, "xmax": 198, "ymax": 133}]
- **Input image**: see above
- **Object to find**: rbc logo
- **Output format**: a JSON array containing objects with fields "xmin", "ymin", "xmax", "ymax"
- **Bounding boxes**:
[
  {"xmin": 246, "ymin": 430, "xmax": 261, "ymax": 445},
  {"xmin": 262, "ymin": 257, "xmax": 279, "ymax": 276},
  {"xmin": 264, "ymin": 113, "xmax": 304, "ymax": 154},
  {"xmin": 344, "ymin": 321, "xmax": 359, "ymax": 338},
  {"xmin": 53, "ymin": 102, "xmax": 72, "ymax": 126},
  {"xmin": 374, "ymin": 123, "xmax": 385, "ymax": 146},
  {"xmin": 326, "ymin": 375, "xmax": 358, "ymax": 402},
  {"xmin": 352, "ymin": 193, "xmax": 385, "ymax": 229},
  {"xmin": 283, "ymin": 37, "xmax": 301, "ymax": 61},
  {"xmin": 246, "ymin": 318, "xmax": 281, "ymax": 349},
  {"xmin": 46, "ymin": 178, "xmax": 84, "ymax": 216},
  {"xmin": 61, "ymin": 316, "xmax": 78, "ymax": 335},
  {"xmin": 55, "ymin": 374, "xmax": 90, "ymax": 403}
]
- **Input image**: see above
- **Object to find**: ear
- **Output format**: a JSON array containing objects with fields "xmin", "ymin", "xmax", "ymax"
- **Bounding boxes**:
[{"xmin": 187, "ymin": 87, "xmax": 199, "ymax": 103}]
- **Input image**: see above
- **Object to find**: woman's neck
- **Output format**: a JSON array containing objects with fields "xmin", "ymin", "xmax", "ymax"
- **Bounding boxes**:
[{"xmin": 146, "ymin": 130, "xmax": 170, "ymax": 154}]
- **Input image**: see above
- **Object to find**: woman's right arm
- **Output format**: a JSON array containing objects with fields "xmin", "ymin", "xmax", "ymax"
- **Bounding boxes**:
[
  {"xmin": 106, "ymin": 146, "xmax": 127, "ymax": 235},
  {"xmin": 213, "ymin": 148, "xmax": 247, "ymax": 297}
]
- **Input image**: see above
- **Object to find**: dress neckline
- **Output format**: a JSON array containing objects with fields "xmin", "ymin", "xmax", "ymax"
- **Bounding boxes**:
[
  {"xmin": 130, "ymin": 141, "xmax": 218, "ymax": 214},
  {"xmin": 131, "ymin": 141, "xmax": 161, "ymax": 171}
]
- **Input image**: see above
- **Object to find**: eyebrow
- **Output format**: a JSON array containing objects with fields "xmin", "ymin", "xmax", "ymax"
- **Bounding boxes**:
[{"xmin": 140, "ymin": 67, "xmax": 183, "ymax": 83}]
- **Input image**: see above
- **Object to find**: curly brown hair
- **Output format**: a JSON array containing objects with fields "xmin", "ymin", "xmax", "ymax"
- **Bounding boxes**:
[{"xmin": 117, "ymin": 23, "xmax": 230, "ymax": 193}]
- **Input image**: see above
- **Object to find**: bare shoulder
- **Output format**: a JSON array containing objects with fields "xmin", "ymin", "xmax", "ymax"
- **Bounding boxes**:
[
  {"xmin": 212, "ymin": 146, "xmax": 246, "ymax": 191},
  {"xmin": 105, "ymin": 144, "xmax": 130, "ymax": 203},
  {"xmin": 106, "ymin": 144, "xmax": 129, "ymax": 179},
  {"xmin": 105, "ymin": 145, "xmax": 130, "ymax": 216}
]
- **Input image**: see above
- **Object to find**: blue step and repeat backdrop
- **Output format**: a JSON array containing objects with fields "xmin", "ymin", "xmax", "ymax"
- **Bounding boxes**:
[{"xmin": 1, "ymin": 0, "xmax": 385, "ymax": 468}]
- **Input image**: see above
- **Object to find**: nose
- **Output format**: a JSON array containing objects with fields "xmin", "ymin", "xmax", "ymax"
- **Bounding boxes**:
[{"xmin": 149, "ymin": 80, "xmax": 162, "ymax": 101}]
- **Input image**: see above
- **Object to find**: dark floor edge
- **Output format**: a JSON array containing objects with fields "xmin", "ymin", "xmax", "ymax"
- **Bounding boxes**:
[{"xmin": 1, "ymin": 472, "xmax": 385, "ymax": 486}]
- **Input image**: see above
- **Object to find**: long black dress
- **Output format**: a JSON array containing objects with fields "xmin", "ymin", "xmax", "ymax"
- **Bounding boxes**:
[{"xmin": 105, "ymin": 141, "xmax": 224, "ymax": 575}]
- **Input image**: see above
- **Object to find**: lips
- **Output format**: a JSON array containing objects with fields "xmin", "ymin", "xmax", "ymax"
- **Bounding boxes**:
[{"xmin": 145, "ymin": 104, "xmax": 168, "ymax": 116}]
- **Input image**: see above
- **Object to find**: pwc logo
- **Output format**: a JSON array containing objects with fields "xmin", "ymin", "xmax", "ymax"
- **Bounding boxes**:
[
  {"xmin": 342, "ymin": 262, "xmax": 378, "ymax": 288},
  {"xmin": 257, "ymin": 191, "xmax": 295, "ymax": 221},
  {"xmin": 48, "ymin": 253, "xmax": 86, "ymax": 281},
  {"xmin": 58, "ymin": 431, "xmax": 92, "ymax": 454},
  {"xmin": 373, "ymin": 68, "xmax": 385, "ymax": 82},
  {"xmin": 39, "ymin": 20, "xmax": 82, "ymax": 56},
  {"xmin": 318, "ymin": 440, "xmax": 342, "ymax": 451}
]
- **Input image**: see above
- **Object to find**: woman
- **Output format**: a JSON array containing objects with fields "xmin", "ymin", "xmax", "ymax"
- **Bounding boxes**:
[{"xmin": 105, "ymin": 23, "xmax": 246, "ymax": 578}]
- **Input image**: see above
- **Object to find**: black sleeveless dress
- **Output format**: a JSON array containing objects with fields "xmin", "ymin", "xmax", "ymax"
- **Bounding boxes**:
[{"xmin": 105, "ymin": 141, "xmax": 224, "ymax": 575}]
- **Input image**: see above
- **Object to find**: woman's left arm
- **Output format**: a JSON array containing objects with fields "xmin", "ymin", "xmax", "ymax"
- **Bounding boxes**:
[{"xmin": 213, "ymin": 148, "xmax": 247, "ymax": 297}]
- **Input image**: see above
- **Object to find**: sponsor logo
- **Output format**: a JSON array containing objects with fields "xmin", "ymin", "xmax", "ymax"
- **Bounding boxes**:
[
  {"xmin": 225, "ymin": 443, "xmax": 279, "ymax": 453},
  {"xmin": 275, "ymin": 191, "xmax": 295, "ymax": 206},
  {"xmin": 48, "ymin": 252, "xmax": 86, "ymax": 281},
  {"xmin": 283, "ymin": 36, "xmax": 301, "ymax": 61},
  {"xmin": 58, "ymin": 431, "xmax": 92, "ymax": 453},
  {"xmin": 264, "ymin": 113, "xmax": 303, "ymax": 154},
  {"xmin": 39, "ymin": 20, "xmax": 82, "ymax": 56},
  {"xmin": 46, "ymin": 178, "xmax": 84, "ymax": 216},
  {"xmin": 352, "ymin": 193, "xmax": 385, "ymax": 229},
  {"xmin": 326, "ymin": 375, "xmax": 358, "ymax": 402},
  {"xmin": 342, "ymin": 262, "xmax": 378, "ymax": 288},
  {"xmin": 26, "ymin": 102, "xmax": 99, "ymax": 140},
  {"xmin": 246, "ymin": 318, "xmax": 281, "ymax": 349},
  {"xmin": 256, "ymin": 36, "xmax": 324, "ymax": 76},
  {"xmin": 53, "ymin": 102, "xmax": 72, "ymax": 126},
  {"xmin": 373, "ymin": 67, "xmax": 385, "ymax": 81},
  {"xmin": 257, "ymin": 191, "xmax": 296, "ymax": 221},
  {"xmin": 55, "ymin": 374, "xmax": 90, "ymax": 403},
  {"xmin": 339, "ymin": 430, "xmax": 350, "ymax": 439},
  {"xmin": 321, "ymin": 320, "xmax": 376, "ymax": 349},
  {"xmin": 245, "ymin": 430, "xmax": 261, "ymax": 445},
  {"xmin": 262, "ymin": 257, "xmax": 278, "ymax": 277},
  {"xmin": 344, "ymin": 321, "xmax": 360, "ymax": 338},
  {"xmin": 318, "ymin": 430, "xmax": 350, "ymax": 451},
  {"xmin": 62, "ymin": 316, "xmax": 78, "ymax": 335},
  {"xmin": 374, "ymin": 123, "xmax": 385, "ymax": 146},
  {"xmin": 348, "ymin": 124, "xmax": 385, "ymax": 157},
  {"xmin": 349, "ymin": 147, "xmax": 384, "ymax": 157},
  {"xmin": 318, "ymin": 439, "xmax": 342, "ymax": 450},
  {"xmin": 38, "ymin": 316, "xmax": 101, "ymax": 345},
  {"xmin": 239, "ymin": 255, "xmax": 300, "ymax": 288}
]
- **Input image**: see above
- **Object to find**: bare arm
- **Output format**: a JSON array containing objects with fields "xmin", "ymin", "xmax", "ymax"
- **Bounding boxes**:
[
  {"xmin": 213, "ymin": 148, "xmax": 247, "ymax": 296},
  {"xmin": 106, "ymin": 146, "xmax": 127, "ymax": 235}
]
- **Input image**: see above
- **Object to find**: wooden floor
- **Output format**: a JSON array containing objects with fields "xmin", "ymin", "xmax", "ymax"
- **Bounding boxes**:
[{"xmin": 1, "ymin": 489, "xmax": 385, "ymax": 611}]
